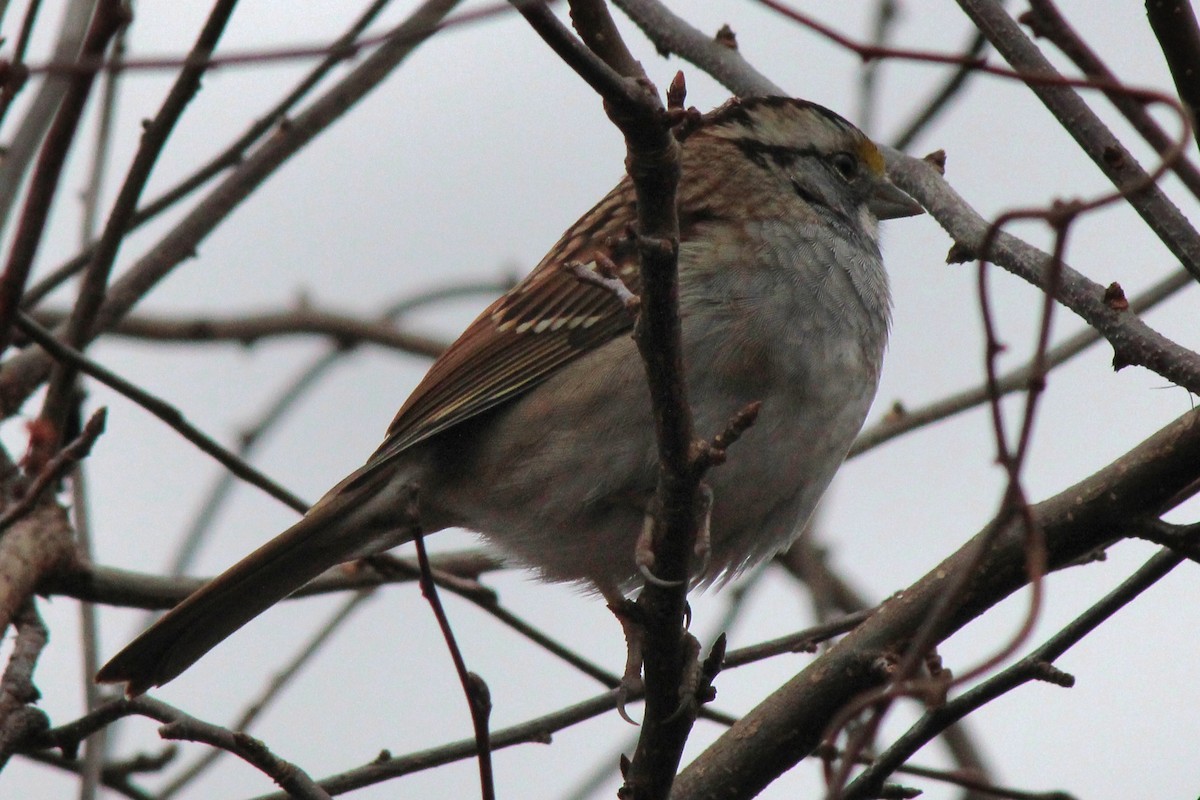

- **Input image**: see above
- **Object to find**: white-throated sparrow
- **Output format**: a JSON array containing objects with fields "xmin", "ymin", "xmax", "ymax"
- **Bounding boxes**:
[{"xmin": 98, "ymin": 96, "xmax": 922, "ymax": 696}]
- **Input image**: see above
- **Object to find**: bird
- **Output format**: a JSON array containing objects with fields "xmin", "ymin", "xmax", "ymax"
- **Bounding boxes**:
[{"xmin": 97, "ymin": 95, "xmax": 922, "ymax": 697}]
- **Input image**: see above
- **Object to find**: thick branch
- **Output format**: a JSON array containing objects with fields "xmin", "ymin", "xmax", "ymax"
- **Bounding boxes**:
[{"xmin": 673, "ymin": 407, "xmax": 1200, "ymax": 798}]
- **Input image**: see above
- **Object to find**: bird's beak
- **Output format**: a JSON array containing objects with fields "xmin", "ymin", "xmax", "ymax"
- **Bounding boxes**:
[{"xmin": 868, "ymin": 178, "xmax": 923, "ymax": 220}]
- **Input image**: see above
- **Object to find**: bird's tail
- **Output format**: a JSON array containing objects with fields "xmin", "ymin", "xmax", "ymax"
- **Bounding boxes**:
[{"xmin": 97, "ymin": 469, "xmax": 417, "ymax": 696}]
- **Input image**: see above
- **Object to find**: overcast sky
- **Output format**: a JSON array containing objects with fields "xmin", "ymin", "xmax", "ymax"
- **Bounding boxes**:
[{"xmin": 4, "ymin": 2, "xmax": 1200, "ymax": 798}]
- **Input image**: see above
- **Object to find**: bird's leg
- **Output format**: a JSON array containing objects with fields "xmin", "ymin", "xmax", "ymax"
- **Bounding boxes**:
[
  {"xmin": 635, "ymin": 485, "xmax": 713, "ymax": 587},
  {"xmin": 604, "ymin": 588, "xmax": 645, "ymax": 725}
]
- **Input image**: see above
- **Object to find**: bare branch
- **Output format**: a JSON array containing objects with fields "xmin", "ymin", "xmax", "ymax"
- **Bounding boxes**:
[
  {"xmin": 885, "ymin": 149, "xmax": 1200, "ymax": 395},
  {"xmin": 842, "ymin": 548, "xmax": 1182, "ymax": 799},
  {"xmin": 1145, "ymin": 0, "xmax": 1200, "ymax": 154},
  {"xmin": 31, "ymin": 305, "xmax": 450, "ymax": 357},
  {"xmin": 955, "ymin": 0, "xmax": 1200, "ymax": 282},
  {"xmin": 0, "ymin": 0, "xmax": 463, "ymax": 419},
  {"xmin": 39, "ymin": 0, "xmax": 241, "ymax": 444},
  {"xmin": 673, "ymin": 407, "xmax": 1200, "ymax": 798},
  {"xmin": 612, "ymin": 0, "xmax": 782, "ymax": 96},
  {"xmin": 0, "ymin": 0, "xmax": 124, "ymax": 357},
  {"xmin": 14, "ymin": 311, "xmax": 310, "ymax": 513}
]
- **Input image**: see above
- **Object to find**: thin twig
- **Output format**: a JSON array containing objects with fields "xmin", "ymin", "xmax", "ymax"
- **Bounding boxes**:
[
  {"xmin": 30, "ymin": 305, "xmax": 449, "ymax": 357},
  {"xmin": 857, "ymin": 0, "xmax": 899, "ymax": 135},
  {"xmin": 39, "ymin": 0, "xmax": 242, "ymax": 442},
  {"xmin": 851, "ymin": 267, "xmax": 1194, "ymax": 457},
  {"xmin": 14, "ymin": 311, "xmax": 309, "ymax": 513},
  {"xmin": 156, "ymin": 589, "xmax": 376, "ymax": 799},
  {"xmin": 0, "ymin": 0, "xmax": 464, "ymax": 419},
  {"xmin": 77, "ymin": 23, "xmax": 124, "ymax": 246},
  {"xmin": 412, "ymin": 513, "xmax": 495, "ymax": 800},
  {"xmin": 45, "ymin": 549, "xmax": 503, "ymax": 609},
  {"xmin": 0, "ymin": 408, "xmax": 105, "ymax": 537},
  {"xmin": 20, "ymin": 0, "xmax": 401, "ymax": 309},
  {"xmin": 891, "ymin": 30, "xmax": 988, "ymax": 150},
  {"xmin": 0, "ymin": 0, "xmax": 124, "ymax": 357},
  {"xmin": 841, "ymin": 548, "xmax": 1182, "ymax": 799}
]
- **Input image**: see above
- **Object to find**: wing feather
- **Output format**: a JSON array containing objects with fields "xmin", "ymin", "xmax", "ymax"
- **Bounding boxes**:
[{"xmin": 370, "ymin": 180, "xmax": 642, "ymax": 463}]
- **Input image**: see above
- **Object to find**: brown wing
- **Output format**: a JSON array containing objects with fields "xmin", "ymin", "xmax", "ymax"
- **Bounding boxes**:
[
  {"xmin": 367, "ymin": 179, "xmax": 643, "ymax": 466},
  {"xmin": 343, "ymin": 126, "xmax": 732, "ymax": 482}
]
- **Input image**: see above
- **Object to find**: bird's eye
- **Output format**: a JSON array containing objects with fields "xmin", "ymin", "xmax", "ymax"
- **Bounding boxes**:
[{"xmin": 831, "ymin": 151, "xmax": 858, "ymax": 180}]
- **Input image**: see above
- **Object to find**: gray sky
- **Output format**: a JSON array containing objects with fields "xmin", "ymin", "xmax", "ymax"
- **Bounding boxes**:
[{"xmin": 5, "ymin": 1, "xmax": 1200, "ymax": 798}]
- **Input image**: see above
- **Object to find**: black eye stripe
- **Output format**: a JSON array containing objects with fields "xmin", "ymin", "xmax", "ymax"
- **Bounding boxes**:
[{"xmin": 732, "ymin": 139, "xmax": 820, "ymax": 170}]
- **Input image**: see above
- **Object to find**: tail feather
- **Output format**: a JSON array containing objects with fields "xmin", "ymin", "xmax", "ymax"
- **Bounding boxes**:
[{"xmin": 97, "ymin": 475, "xmax": 415, "ymax": 696}]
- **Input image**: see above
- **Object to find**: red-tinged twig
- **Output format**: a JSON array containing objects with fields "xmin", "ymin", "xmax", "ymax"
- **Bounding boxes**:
[
  {"xmin": 884, "ymin": 149, "xmax": 1200, "ymax": 395},
  {"xmin": 858, "ymin": 205, "xmax": 1089, "ymax": 721},
  {"xmin": 17, "ymin": 0, "xmax": 540, "ymax": 79},
  {"xmin": 0, "ymin": 409, "xmax": 106, "ymax": 539},
  {"xmin": 411, "ymin": 514, "xmax": 495, "ymax": 800},
  {"xmin": 13, "ymin": 311, "xmax": 309, "ymax": 513},
  {"xmin": 828, "ymin": 95, "xmax": 1178, "ymax": 790},
  {"xmin": 850, "ymin": 267, "xmax": 1194, "ymax": 457},
  {"xmin": 671, "ymin": 408, "xmax": 1200, "ymax": 798}
]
